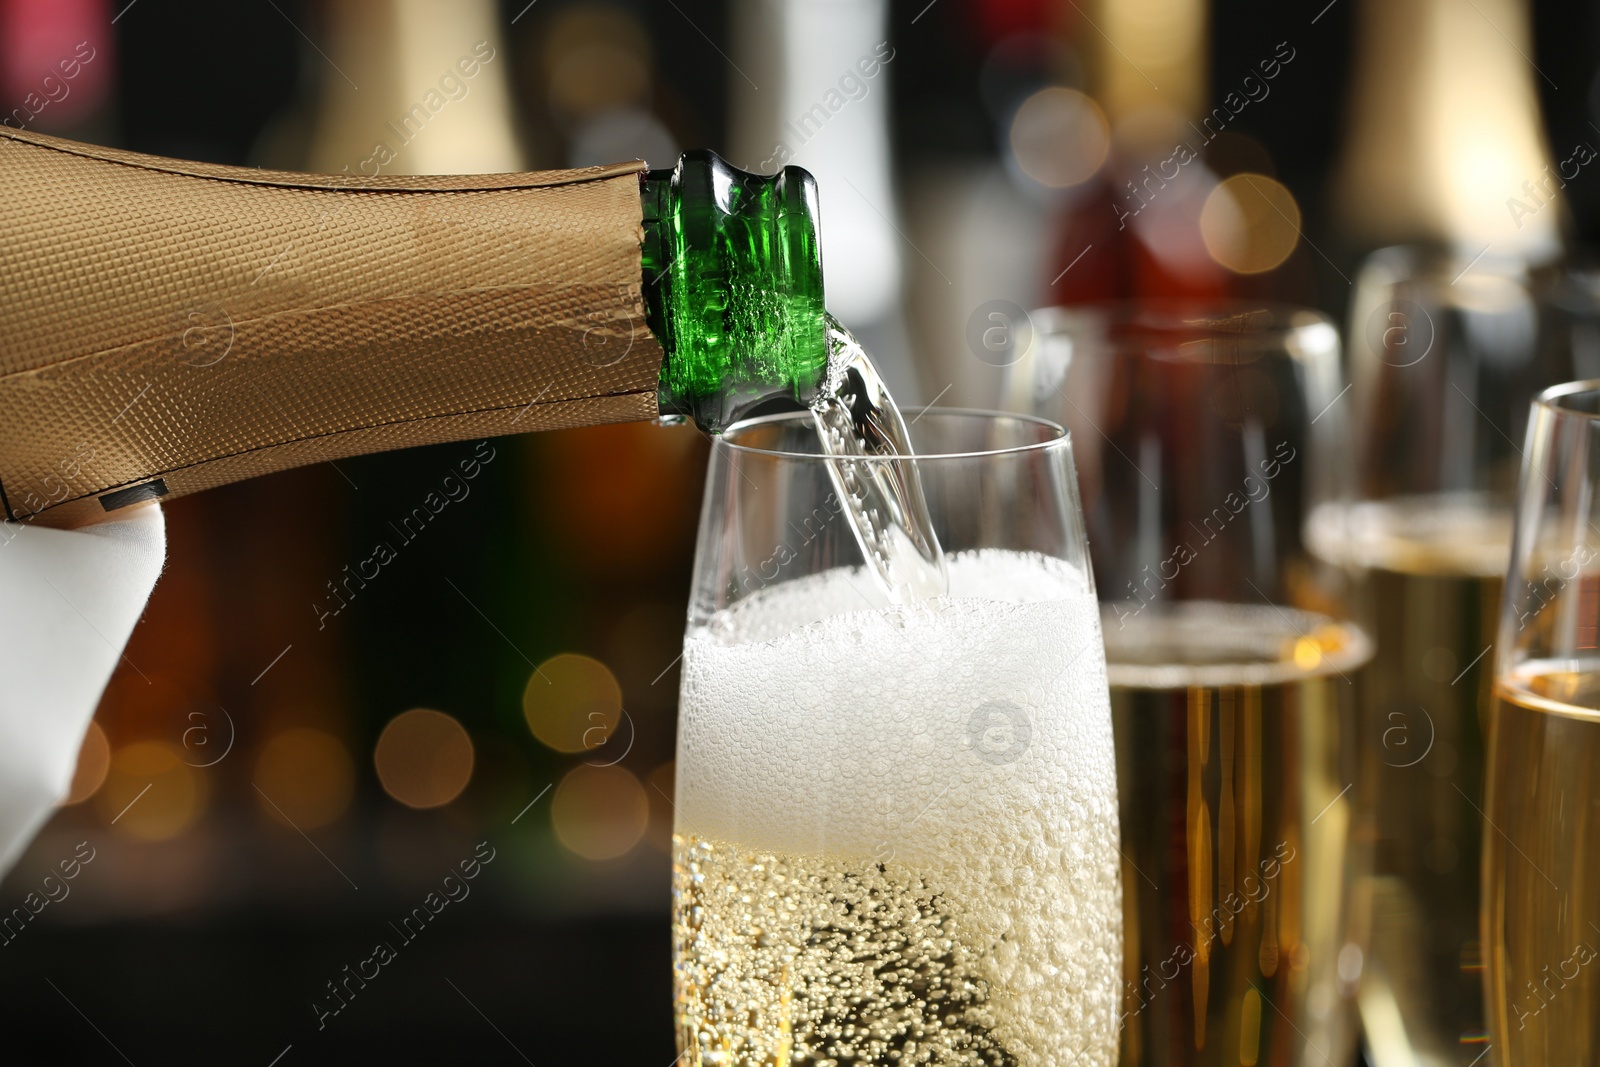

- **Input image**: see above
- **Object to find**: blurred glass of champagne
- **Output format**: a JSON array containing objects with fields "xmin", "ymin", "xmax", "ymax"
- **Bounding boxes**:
[{"xmin": 1326, "ymin": 2, "xmax": 1578, "ymax": 1064}]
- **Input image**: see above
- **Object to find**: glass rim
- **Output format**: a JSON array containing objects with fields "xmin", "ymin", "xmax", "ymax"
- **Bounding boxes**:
[
  {"xmin": 1026, "ymin": 299, "xmax": 1336, "ymax": 347},
  {"xmin": 1362, "ymin": 241, "xmax": 1543, "ymax": 278},
  {"xmin": 1534, "ymin": 379, "xmax": 1600, "ymax": 418},
  {"xmin": 713, "ymin": 407, "xmax": 1068, "ymax": 462}
]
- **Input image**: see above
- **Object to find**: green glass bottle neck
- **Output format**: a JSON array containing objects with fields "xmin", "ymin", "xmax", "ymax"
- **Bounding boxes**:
[{"xmin": 641, "ymin": 151, "xmax": 829, "ymax": 433}]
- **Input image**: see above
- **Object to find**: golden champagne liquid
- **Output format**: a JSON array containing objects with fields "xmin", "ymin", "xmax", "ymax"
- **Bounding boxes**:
[
  {"xmin": 1484, "ymin": 665, "xmax": 1600, "ymax": 1065},
  {"xmin": 674, "ymin": 835, "xmax": 1034, "ymax": 1065},
  {"xmin": 1105, "ymin": 602, "xmax": 1371, "ymax": 1067},
  {"xmin": 1314, "ymin": 497, "xmax": 1507, "ymax": 1066}
]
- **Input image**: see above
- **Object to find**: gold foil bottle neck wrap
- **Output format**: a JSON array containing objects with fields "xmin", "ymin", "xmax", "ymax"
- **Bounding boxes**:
[{"xmin": 0, "ymin": 127, "xmax": 663, "ymax": 526}]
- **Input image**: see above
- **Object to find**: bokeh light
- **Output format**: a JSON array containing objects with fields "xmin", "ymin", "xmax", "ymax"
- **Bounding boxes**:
[
  {"xmin": 1008, "ymin": 87, "xmax": 1109, "ymax": 189},
  {"xmin": 1200, "ymin": 173, "xmax": 1302, "ymax": 275},
  {"xmin": 254, "ymin": 727, "xmax": 355, "ymax": 829},
  {"xmin": 97, "ymin": 741, "xmax": 206, "ymax": 841},
  {"xmin": 551, "ymin": 764, "xmax": 648, "ymax": 861},
  {"xmin": 523, "ymin": 653, "xmax": 622, "ymax": 754},
  {"xmin": 62, "ymin": 721, "xmax": 110, "ymax": 806},
  {"xmin": 1292, "ymin": 637, "xmax": 1324, "ymax": 672},
  {"xmin": 374, "ymin": 709, "xmax": 476, "ymax": 809}
]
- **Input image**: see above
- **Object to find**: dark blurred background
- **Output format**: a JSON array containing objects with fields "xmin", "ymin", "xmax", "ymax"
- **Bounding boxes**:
[{"xmin": 1, "ymin": 0, "xmax": 1596, "ymax": 1062}]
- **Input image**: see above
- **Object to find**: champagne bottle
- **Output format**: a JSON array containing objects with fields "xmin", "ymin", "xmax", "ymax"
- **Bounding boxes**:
[
  {"xmin": 1332, "ymin": 0, "xmax": 1560, "ymax": 260},
  {"xmin": 303, "ymin": 0, "xmax": 524, "ymax": 176},
  {"xmin": 727, "ymin": 0, "xmax": 916, "ymax": 400},
  {"xmin": 0, "ymin": 130, "xmax": 824, "ymax": 525},
  {"xmin": 1046, "ymin": 0, "xmax": 1233, "ymax": 304}
]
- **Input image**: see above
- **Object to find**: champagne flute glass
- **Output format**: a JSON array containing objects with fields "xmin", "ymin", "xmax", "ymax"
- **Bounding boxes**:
[
  {"xmin": 671, "ymin": 410, "xmax": 1124, "ymax": 1065},
  {"xmin": 1484, "ymin": 379, "xmax": 1600, "ymax": 1064},
  {"xmin": 1337, "ymin": 246, "xmax": 1585, "ymax": 1067},
  {"xmin": 1010, "ymin": 302, "xmax": 1371, "ymax": 1067}
]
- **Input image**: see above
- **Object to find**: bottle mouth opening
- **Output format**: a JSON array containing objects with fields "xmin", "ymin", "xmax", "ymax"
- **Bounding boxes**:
[
  {"xmin": 713, "ymin": 408, "xmax": 1069, "ymax": 462},
  {"xmin": 645, "ymin": 150, "xmax": 828, "ymax": 434}
]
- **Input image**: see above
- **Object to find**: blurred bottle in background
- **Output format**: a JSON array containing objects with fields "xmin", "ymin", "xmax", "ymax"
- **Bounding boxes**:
[
  {"xmin": 307, "ymin": 0, "xmax": 523, "ymax": 174},
  {"xmin": 1045, "ymin": 0, "xmax": 1223, "ymax": 303},
  {"xmin": 727, "ymin": 0, "xmax": 919, "ymax": 401},
  {"xmin": 904, "ymin": 0, "xmax": 1319, "ymax": 414},
  {"xmin": 898, "ymin": 0, "xmax": 1073, "ymax": 411},
  {"xmin": 513, "ymin": 2, "xmax": 680, "ymax": 170},
  {"xmin": 252, "ymin": 0, "xmax": 523, "ymax": 173},
  {"xmin": 1041, "ymin": 0, "xmax": 1315, "ymax": 307},
  {"xmin": 1332, "ymin": 0, "xmax": 1560, "ymax": 266}
]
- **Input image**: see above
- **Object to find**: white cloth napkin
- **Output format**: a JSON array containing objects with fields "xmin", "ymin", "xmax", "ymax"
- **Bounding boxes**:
[{"xmin": 0, "ymin": 505, "xmax": 166, "ymax": 875}]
